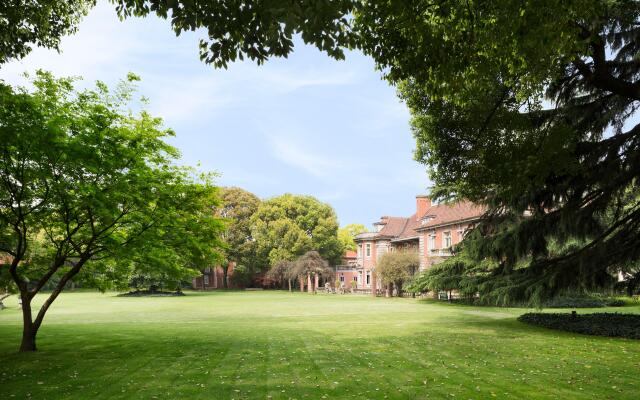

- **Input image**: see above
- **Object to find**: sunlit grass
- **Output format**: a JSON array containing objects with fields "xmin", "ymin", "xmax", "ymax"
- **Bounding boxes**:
[{"xmin": 1, "ymin": 291, "xmax": 638, "ymax": 399}]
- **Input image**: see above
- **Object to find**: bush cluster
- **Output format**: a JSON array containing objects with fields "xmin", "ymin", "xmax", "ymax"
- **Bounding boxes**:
[
  {"xmin": 542, "ymin": 296, "xmax": 626, "ymax": 308},
  {"xmin": 518, "ymin": 313, "xmax": 640, "ymax": 339}
]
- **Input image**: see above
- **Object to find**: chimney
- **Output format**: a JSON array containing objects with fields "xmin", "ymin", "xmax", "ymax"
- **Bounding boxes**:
[{"xmin": 416, "ymin": 195, "xmax": 431, "ymax": 219}]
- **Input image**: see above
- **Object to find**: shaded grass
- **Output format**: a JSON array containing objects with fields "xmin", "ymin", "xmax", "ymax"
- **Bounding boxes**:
[{"xmin": 0, "ymin": 291, "xmax": 639, "ymax": 399}]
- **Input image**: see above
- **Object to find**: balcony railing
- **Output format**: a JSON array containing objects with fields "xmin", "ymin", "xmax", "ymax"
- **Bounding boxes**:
[{"xmin": 429, "ymin": 248, "xmax": 452, "ymax": 257}]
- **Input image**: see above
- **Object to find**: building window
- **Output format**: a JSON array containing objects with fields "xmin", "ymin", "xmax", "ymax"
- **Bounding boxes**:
[
  {"xmin": 353, "ymin": 276, "xmax": 358, "ymax": 282},
  {"xmin": 365, "ymin": 243, "xmax": 371, "ymax": 257},
  {"xmin": 428, "ymin": 234, "xmax": 436, "ymax": 250},
  {"xmin": 204, "ymin": 275, "xmax": 209, "ymax": 285},
  {"xmin": 340, "ymin": 275, "xmax": 345, "ymax": 282},
  {"xmin": 366, "ymin": 272, "xmax": 371, "ymax": 285},
  {"xmin": 444, "ymin": 231, "xmax": 452, "ymax": 248}
]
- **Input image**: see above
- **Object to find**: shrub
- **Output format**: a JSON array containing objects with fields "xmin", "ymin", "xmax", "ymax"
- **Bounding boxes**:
[
  {"xmin": 541, "ymin": 295, "xmax": 628, "ymax": 308},
  {"xmin": 542, "ymin": 296, "xmax": 605, "ymax": 308},
  {"xmin": 518, "ymin": 313, "xmax": 640, "ymax": 339},
  {"xmin": 604, "ymin": 299, "xmax": 627, "ymax": 307}
]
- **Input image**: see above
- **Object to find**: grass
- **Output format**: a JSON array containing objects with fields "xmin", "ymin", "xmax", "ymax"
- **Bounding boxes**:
[{"xmin": 0, "ymin": 291, "xmax": 639, "ymax": 399}]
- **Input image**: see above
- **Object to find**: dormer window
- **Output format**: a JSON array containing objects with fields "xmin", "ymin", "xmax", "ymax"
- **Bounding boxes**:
[{"xmin": 421, "ymin": 215, "xmax": 435, "ymax": 225}]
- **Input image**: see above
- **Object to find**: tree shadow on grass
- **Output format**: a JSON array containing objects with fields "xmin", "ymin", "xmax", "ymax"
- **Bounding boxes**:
[{"xmin": 2, "ymin": 316, "xmax": 640, "ymax": 399}]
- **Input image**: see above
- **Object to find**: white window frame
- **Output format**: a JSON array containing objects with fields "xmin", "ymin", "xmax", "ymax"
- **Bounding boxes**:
[
  {"xmin": 443, "ymin": 231, "xmax": 452, "ymax": 248},
  {"xmin": 428, "ymin": 233, "xmax": 436, "ymax": 250},
  {"xmin": 204, "ymin": 274, "xmax": 209, "ymax": 285},
  {"xmin": 365, "ymin": 243, "xmax": 371, "ymax": 258}
]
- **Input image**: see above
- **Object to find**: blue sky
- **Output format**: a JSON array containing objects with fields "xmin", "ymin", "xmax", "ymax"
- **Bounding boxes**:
[{"xmin": 0, "ymin": 1, "xmax": 430, "ymax": 227}]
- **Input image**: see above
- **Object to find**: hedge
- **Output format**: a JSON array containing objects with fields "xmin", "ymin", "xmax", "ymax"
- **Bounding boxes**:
[
  {"xmin": 541, "ymin": 296, "xmax": 626, "ymax": 308},
  {"xmin": 518, "ymin": 312, "xmax": 640, "ymax": 339}
]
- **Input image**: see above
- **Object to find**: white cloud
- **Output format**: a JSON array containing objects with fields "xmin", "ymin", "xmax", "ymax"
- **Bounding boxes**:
[{"xmin": 268, "ymin": 134, "xmax": 343, "ymax": 179}]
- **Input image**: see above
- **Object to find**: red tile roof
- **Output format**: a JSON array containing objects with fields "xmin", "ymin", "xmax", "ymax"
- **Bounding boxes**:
[
  {"xmin": 378, "ymin": 216, "xmax": 409, "ymax": 237},
  {"xmin": 355, "ymin": 198, "xmax": 484, "ymax": 242},
  {"xmin": 396, "ymin": 213, "xmax": 421, "ymax": 240},
  {"xmin": 417, "ymin": 201, "xmax": 485, "ymax": 230}
]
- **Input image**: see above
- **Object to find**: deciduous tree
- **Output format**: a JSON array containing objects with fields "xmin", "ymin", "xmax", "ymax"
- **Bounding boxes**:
[
  {"xmin": 376, "ymin": 251, "xmax": 419, "ymax": 297},
  {"xmin": 0, "ymin": 71, "xmax": 224, "ymax": 351},
  {"xmin": 251, "ymin": 194, "xmax": 343, "ymax": 267},
  {"xmin": 216, "ymin": 187, "xmax": 261, "ymax": 288},
  {"xmin": 292, "ymin": 251, "xmax": 333, "ymax": 294},
  {"xmin": 338, "ymin": 223, "xmax": 367, "ymax": 252},
  {"xmin": 266, "ymin": 259, "xmax": 296, "ymax": 291}
]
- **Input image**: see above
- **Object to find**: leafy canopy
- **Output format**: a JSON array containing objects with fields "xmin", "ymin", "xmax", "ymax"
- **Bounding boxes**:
[
  {"xmin": 0, "ymin": 0, "xmax": 94, "ymax": 64},
  {"xmin": 376, "ymin": 250, "xmax": 420, "ymax": 289},
  {"xmin": 338, "ymin": 223, "xmax": 368, "ymax": 252},
  {"xmin": 251, "ymin": 194, "xmax": 343, "ymax": 267},
  {"xmin": 0, "ymin": 0, "xmax": 357, "ymax": 67},
  {"xmin": 216, "ymin": 187, "xmax": 261, "ymax": 264}
]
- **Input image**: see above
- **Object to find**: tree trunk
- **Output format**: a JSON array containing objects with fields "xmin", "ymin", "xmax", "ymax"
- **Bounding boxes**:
[
  {"xmin": 19, "ymin": 297, "xmax": 37, "ymax": 352},
  {"xmin": 0, "ymin": 294, "xmax": 9, "ymax": 310},
  {"xmin": 222, "ymin": 265, "xmax": 229, "ymax": 289},
  {"xmin": 299, "ymin": 276, "xmax": 305, "ymax": 292},
  {"xmin": 288, "ymin": 279, "xmax": 292, "ymax": 292},
  {"xmin": 371, "ymin": 271, "xmax": 377, "ymax": 297}
]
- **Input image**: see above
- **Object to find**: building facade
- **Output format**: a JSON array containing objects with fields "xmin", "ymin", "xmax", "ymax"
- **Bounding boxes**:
[
  {"xmin": 192, "ymin": 262, "xmax": 235, "ymax": 290},
  {"xmin": 345, "ymin": 195, "xmax": 484, "ymax": 290}
]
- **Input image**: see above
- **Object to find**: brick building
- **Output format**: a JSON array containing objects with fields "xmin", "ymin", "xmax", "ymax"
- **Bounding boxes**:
[
  {"xmin": 335, "ymin": 250, "xmax": 359, "ymax": 287},
  {"xmin": 345, "ymin": 195, "xmax": 484, "ymax": 290},
  {"xmin": 192, "ymin": 262, "xmax": 235, "ymax": 290}
]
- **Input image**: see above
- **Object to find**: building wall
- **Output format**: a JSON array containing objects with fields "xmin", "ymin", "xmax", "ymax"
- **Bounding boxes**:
[
  {"xmin": 356, "ymin": 240, "xmax": 380, "ymax": 289},
  {"xmin": 192, "ymin": 262, "xmax": 235, "ymax": 290},
  {"xmin": 336, "ymin": 269, "xmax": 360, "ymax": 288},
  {"xmin": 420, "ymin": 222, "xmax": 476, "ymax": 268}
]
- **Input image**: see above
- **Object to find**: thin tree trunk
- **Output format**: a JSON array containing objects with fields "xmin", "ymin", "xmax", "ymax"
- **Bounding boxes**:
[
  {"xmin": 299, "ymin": 276, "xmax": 304, "ymax": 292},
  {"xmin": 0, "ymin": 294, "xmax": 9, "ymax": 310},
  {"xmin": 371, "ymin": 271, "xmax": 377, "ymax": 297},
  {"xmin": 222, "ymin": 265, "xmax": 229, "ymax": 289},
  {"xmin": 288, "ymin": 279, "xmax": 292, "ymax": 292}
]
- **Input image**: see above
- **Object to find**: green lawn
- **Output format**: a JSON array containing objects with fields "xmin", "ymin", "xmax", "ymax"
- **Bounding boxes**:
[{"xmin": 1, "ymin": 291, "xmax": 639, "ymax": 399}]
